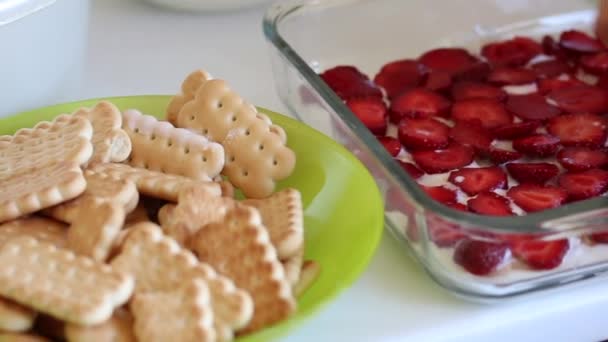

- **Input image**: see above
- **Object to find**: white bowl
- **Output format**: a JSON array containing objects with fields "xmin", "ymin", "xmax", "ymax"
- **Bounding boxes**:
[{"xmin": 142, "ymin": 0, "xmax": 273, "ymax": 12}]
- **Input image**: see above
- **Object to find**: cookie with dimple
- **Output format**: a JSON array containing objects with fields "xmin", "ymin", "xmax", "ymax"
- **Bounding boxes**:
[
  {"xmin": 0, "ymin": 298, "xmax": 36, "ymax": 333},
  {"xmin": 123, "ymin": 109, "xmax": 224, "ymax": 181},
  {"xmin": 0, "ymin": 237, "xmax": 134, "ymax": 326},
  {"xmin": 65, "ymin": 308, "xmax": 135, "ymax": 342},
  {"xmin": 282, "ymin": 247, "xmax": 304, "ymax": 287},
  {"xmin": 72, "ymin": 101, "xmax": 131, "ymax": 164},
  {"xmin": 191, "ymin": 204, "xmax": 296, "ymax": 333},
  {"xmin": 0, "ymin": 332, "xmax": 50, "ymax": 342},
  {"xmin": 166, "ymin": 70, "xmax": 213, "ymax": 126},
  {"xmin": 0, "ymin": 217, "xmax": 67, "ymax": 248},
  {"xmin": 131, "ymin": 279, "xmax": 215, "ymax": 342}
]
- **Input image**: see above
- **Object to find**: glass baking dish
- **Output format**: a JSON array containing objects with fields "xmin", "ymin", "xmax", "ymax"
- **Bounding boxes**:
[{"xmin": 263, "ymin": 0, "xmax": 608, "ymax": 300}]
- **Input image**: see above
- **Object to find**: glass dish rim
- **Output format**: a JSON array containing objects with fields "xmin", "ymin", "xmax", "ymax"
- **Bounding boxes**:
[{"xmin": 262, "ymin": 0, "xmax": 608, "ymax": 234}]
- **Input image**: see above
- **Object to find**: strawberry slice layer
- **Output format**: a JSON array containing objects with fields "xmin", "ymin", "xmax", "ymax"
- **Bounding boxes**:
[
  {"xmin": 377, "ymin": 136, "xmax": 402, "ymax": 157},
  {"xmin": 398, "ymin": 118, "xmax": 450, "ymax": 151},
  {"xmin": 389, "ymin": 88, "xmax": 451, "ymax": 123},
  {"xmin": 537, "ymin": 77, "xmax": 585, "ymax": 95},
  {"xmin": 453, "ymin": 239, "xmax": 509, "ymax": 275},
  {"xmin": 489, "ymin": 148, "xmax": 523, "ymax": 164},
  {"xmin": 510, "ymin": 238, "xmax": 570, "ymax": 270},
  {"xmin": 423, "ymin": 70, "xmax": 452, "ymax": 92},
  {"xmin": 506, "ymin": 162, "xmax": 559, "ymax": 185},
  {"xmin": 418, "ymin": 48, "xmax": 479, "ymax": 75},
  {"xmin": 506, "ymin": 94, "xmax": 561, "ymax": 121},
  {"xmin": 530, "ymin": 59, "xmax": 573, "ymax": 78},
  {"xmin": 421, "ymin": 185, "xmax": 457, "ymax": 204},
  {"xmin": 580, "ymin": 52, "xmax": 608, "ymax": 75},
  {"xmin": 481, "ymin": 36, "xmax": 542, "ymax": 67},
  {"xmin": 320, "ymin": 66, "xmax": 382, "ymax": 100},
  {"xmin": 449, "ymin": 121, "xmax": 494, "ymax": 153},
  {"xmin": 398, "ymin": 161, "xmax": 424, "ymax": 179},
  {"xmin": 451, "ymin": 99, "xmax": 512, "ymax": 130},
  {"xmin": 558, "ymin": 169, "xmax": 608, "ymax": 201},
  {"xmin": 557, "ymin": 147, "xmax": 608, "ymax": 172},
  {"xmin": 448, "ymin": 167, "xmax": 507, "ymax": 196},
  {"xmin": 559, "ymin": 30, "xmax": 604, "ymax": 53},
  {"xmin": 547, "ymin": 113, "xmax": 608, "ymax": 148},
  {"xmin": 512, "ymin": 134, "xmax": 560, "ymax": 157},
  {"xmin": 412, "ymin": 143, "xmax": 474, "ymax": 174},
  {"xmin": 451, "ymin": 81, "xmax": 506, "ymax": 102},
  {"xmin": 488, "ymin": 67, "xmax": 537, "ymax": 85},
  {"xmin": 547, "ymin": 85, "xmax": 608, "ymax": 114},
  {"xmin": 507, "ymin": 184, "xmax": 567, "ymax": 212},
  {"xmin": 374, "ymin": 59, "xmax": 427, "ymax": 99},
  {"xmin": 468, "ymin": 192, "xmax": 513, "ymax": 216},
  {"xmin": 492, "ymin": 121, "xmax": 541, "ymax": 139},
  {"xmin": 346, "ymin": 97, "xmax": 387, "ymax": 135}
]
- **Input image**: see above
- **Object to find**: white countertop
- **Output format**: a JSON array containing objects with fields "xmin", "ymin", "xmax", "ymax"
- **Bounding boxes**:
[{"xmin": 55, "ymin": 0, "xmax": 608, "ymax": 341}]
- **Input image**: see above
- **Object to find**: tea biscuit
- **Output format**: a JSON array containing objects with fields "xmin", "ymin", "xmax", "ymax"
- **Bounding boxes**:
[
  {"xmin": 0, "ymin": 237, "xmax": 134, "ymax": 326},
  {"xmin": 87, "ymin": 163, "xmax": 221, "ymax": 202},
  {"xmin": 191, "ymin": 204, "xmax": 296, "ymax": 333},
  {"xmin": 166, "ymin": 69, "xmax": 213, "ymax": 126},
  {"xmin": 0, "ymin": 115, "xmax": 92, "ymax": 178},
  {"xmin": 294, "ymin": 260, "xmax": 320, "ymax": 298},
  {"xmin": 282, "ymin": 247, "xmax": 304, "ymax": 287},
  {"xmin": 242, "ymin": 188, "xmax": 304, "ymax": 259},
  {"xmin": 111, "ymin": 223, "xmax": 253, "ymax": 340},
  {"xmin": 0, "ymin": 217, "xmax": 67, "ymax": 248},
  {"xmin": 131, "ymin": 279, "xmax": 215, "ymax": 342},
  {"xmin": 68, "ymin": 198, "xmax": 126, "ymax": 262},
  {"xmin": 44, "ymin": 171, "xmax": 138, "ymax": 223},
  {"xmin": 65, "ymin": 308, "xmax": 135, "ymax": 342},
  {"xmin": 0, "ymin": 333, "xmax": 50, "ymax": 342},
  {"xmin": 0, "ymin": 298, "xmax": 36, "ymax": 332},
  {"xmin": 72, "ymin": 101, "xmax": 132, "ymax": 164},
  {"xmin": 0, "ymin": 162, "xmax": 86, "ymax": 223},
  {"xmin": 124, "ymin": 202, "xmax": 150, "ymax": 226}
]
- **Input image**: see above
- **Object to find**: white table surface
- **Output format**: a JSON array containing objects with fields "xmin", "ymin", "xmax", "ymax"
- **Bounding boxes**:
[{"xmin": 54, "ymin": 0, "xmax": 608, "ymax": 341}]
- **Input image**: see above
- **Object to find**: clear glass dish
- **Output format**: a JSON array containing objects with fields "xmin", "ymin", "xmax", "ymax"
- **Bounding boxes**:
[{"xmin": 263, "ymin": 0, "xmax": 608, "ymax": 300}]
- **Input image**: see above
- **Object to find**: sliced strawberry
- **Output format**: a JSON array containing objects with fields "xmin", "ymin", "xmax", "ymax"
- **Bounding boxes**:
[
  {"xmin": 451, "ymin": 81, "xmax": 507, "ymax": 102},
  {"xmin": 449, "ymin": 121, "xmax": 493, "ymax": 153},
  {"xmin": 388, "ymin": 88, "xmax": 451, "ymax": 123},
  {"xmin": 559, "ymin": 30, "xmax": 604, "ymax": 53},
  {"xmin": 512, "ymin": 134, "xmax": 560, "ymax": 157},
  {"xmin": 547, "ymin": 113, "xmax": 608, "ymax": 148},
  {"xmin": 420, "ymin": 185, "xmax": 457, "ymax": 204},
  {"xmin": 423, "ymin": 70, "xmax": 452, "ymax": 92},
  {"xmin": 418, "ymin": 48, "xmax": 479, "ymax": 75},
  {"xmin": 374, "ymin": 59, "xmax": 427, "ymax": 99},
  {"xmin": 488, "ymin": 67, "xmax": 537, "ymax": 85},
  {"xmin": 489, "ymin": 148, "xmax": 523, "ymax": 164},
  {"xmin": 446, "ymin": 202, "xmax": 468, "ymax": 211},
  {"xmin": 481, "ymin": 36, "xmax": 542, "ymax": 67},
  {"xmin": 448, "ymin": 167, "xmax": 507, "ymax": 196},
  {"xmin": 510, "ymin": 238, "xmax": 569, "ymax": 270},
  {"xmin": 398, "ymin": 117, "xmax": 450, "ymax": 151},
  {"xmin": 346, "ymin": 97, "xmax": 387, "ymax": 135},
  {"xmin": 398, "ymin": 160, "xmax": 424, "ymax": 179},
  {"xmin": 580, "ymin": 52, "xmax": 608, "ymax": 75},
  {"xmin": 557, "ymin": 147, "xmax": 608, "ymax": 171},
  {"xmin": 468, "ymin": 192, "xmax": 514, "ymax": 216},
  {"xmin": 542, "ymin": 35, "xmax": 570, "ymax": 59},
  {"xmin": 598, "ymin": 73, "xmax": 608, "ymax": 90},
  {"xmin": 429, "ymin": 223, "xmax": 467, "ymax": 247},
  {"xmin": 377, "ymin": 136, "xmax": 402, "ymax": 157},
  {"xmin": 451, "ymin": 99, "xmax": 512, "ymax": 130},
  {"xmin": 537, "ymin": 77, "xmax": 586, "ymax": 95},
  {"xmin": 547, "ymin": 85, "xmax": 608, "ymax": 114},
  {"xmin": 320, "ymin": 66, "xmax": 382, "ymax": 100},
  {"xmin": 558, "ymin": 169, "xmax": 608, "ymax": 201},
  {"xmin": 412, "ymin": 143, "xmax": 474, "ymax": 174},
  {"xmin": 589, "ymin": 231, "xmax": 608, "ymax": 244},
  {"xmin": 507, "ymin": 184, "xmax": 568, "ymax": 212},
  {"xmin": 506, "ymin": 94, "xmax": 561, "ymax": 121},
  {"xmin": 492, "ymin": 121, "xmax": 541, "ymax": 139},
  {"xmin": 506, "ymin": 162, "xmax": 559, "ymax": 184},
  {"xmin": 453, "ymin": 239, "xmax": 509, "ymax": 275},
  {"xmin": 530, "ymin": 59, "xmax": 573, "ymax": 78},
  {"xmin": 453, "ymin": 62, "xmax": 491, "ymax": 82}
]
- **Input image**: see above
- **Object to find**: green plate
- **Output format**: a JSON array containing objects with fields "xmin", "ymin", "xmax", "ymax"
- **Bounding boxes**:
[{"xmin": 0, "ymin": 96, "xmax": 384, "ymax": 341}]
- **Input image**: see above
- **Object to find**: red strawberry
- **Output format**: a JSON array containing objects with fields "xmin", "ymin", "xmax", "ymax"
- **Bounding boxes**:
[
  {"xmin": 558, "ymin": 169, "xmax": 608, "ymax": 201},
  {"xmin": 448, "ymin": 167, "xmax": 507, "ymax": 196},
  {"xmin": 547, "ymin": 113, "xmax": 608, "ymax": 148},
  {"xmin": 418, "ymin": 48, "xmax": 479, "ymax": 75},
  {"xmin": 481, "ymin": 36, "xmax": 542, "ymax": 67},
  {"xmin": 429, "ymin": 223, "xmax": 467, "ymax": 247},
  {"xmin": 547, "ymin": 85, "xmax": 608, "ymax": 114},
  {"xmin": 489, "ymin": 148, "xmax": 523, "ymax": 164},
  {"xmin": 398, "ymin": 117, "xmax": 450, "ymax": 151},
  {"xmin": 446, "ymin": 202, "xmax": 468, "ymax": 211},
  {"xmin": 421, "ymin": 185, "xmax": 457, "ymax": 204},
  {"xmin": 468, "ymin": 192, "xmax": 514, "ymax": 216},
  {"xmin": 388, "ymin": 88, "xmax": 451, "ymax": 123},
  {"xmin": 453, "ymin": 62, "xmax": 491, "ymax": 82},
  {"xmin": 506, "ymin": 162, "xmax": 559, "ymax": 184},
  {"xmin": 453, "ymin": 239, "xmax": 509, "ymax": 275},
  {"xmin": 557, "ymin": 147, "xmax": 608, "ymax": 171},
  {"xmin": 346, "ymin": 97, "xmax": 388, "ymax": 135},
  {"xmin": 510, "ymin": 238, "xmax": 570, "ymax": 270},
  {"xmin": 449, "ymin": 121, "xmax": 494, "ymax": 153},
  {"xmin": 598, "ymin": 73, "xmax": 608, "ymax": 90},
  {"xmin": 492, "ymin": 121, "xmax": 541, "ymax": 139},
  {"xmin": 412, "ymin": 143, "xmax": 474, "ymax": 174},
  {"xmin": 512, "ymin": 134, "xmax": 560, "ymax": 157},
  {"xmin": 589, "ymin": 231, "xmax": 608, "ymax": 244},
  {"xmin": 377, "ymin": 136, "xmax": 402, "ymax": 157},
  {"xmin": 507, "ymin": 184, "xmax": 568, "ymax": 212},
  {"xmin": 398, "ymin": 160, "xmax": 424, "ymax": 179},
  {"xmin": 580, "ymin": 52, "xmax": 608, "ymax": 75},
  {"xmin": 451, "ymin": 99, "xmax": 512, "ymax": 130},
  {"xmin": 530, "ymin": 59, "xmax": 573, "ymax": 78},
  {"xmin": 542, "ymin": 35, "xmax": 570, "ymax": 59},
  {"xmin": 374, "ymin": 59, "xmax": 427, "ymax": 99},
  {"xmin": 537, "ymin": 77, "xmax": 586, "ymax": 95},
  {"xmin": 559, "ymin": 30, "xmax": 604, "ymax": 53},
  {"xmin": 488, "ymin": 67, "xmax": 537, "ymax": 85},
  {"xmin": 423, "ymin": 70, "xmax": 452, "ymax": 92},
  {"xmin": 505, "ymin": 94, "xmax": 561, "ymax": 121},
  {"xmin": 320, "ymin": 66, "xmax": 382, "ymax": 100},
  {"xmin": 451, "ymin": 81, "xmax": 507, "ymax": 102}
]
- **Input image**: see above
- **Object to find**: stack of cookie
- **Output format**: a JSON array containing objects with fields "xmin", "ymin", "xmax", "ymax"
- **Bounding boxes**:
[{"xmin": 0, "ymin": 71, "xmax": 320, "ymax": 342}]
